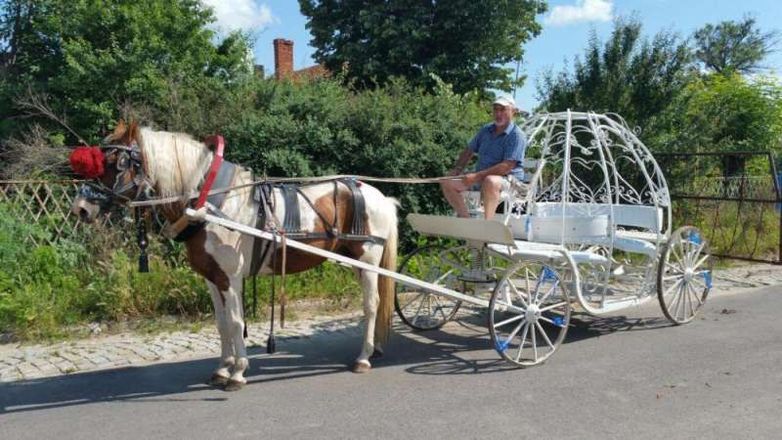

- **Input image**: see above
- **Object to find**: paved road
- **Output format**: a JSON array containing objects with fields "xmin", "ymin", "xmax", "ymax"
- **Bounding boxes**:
[{"xmin": 2, "ymin": 286, "xmax": 781, "ymax": 440}]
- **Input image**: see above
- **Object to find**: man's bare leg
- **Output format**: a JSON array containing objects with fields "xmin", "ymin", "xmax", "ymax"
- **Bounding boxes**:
[
  {"xmin": 440, "ymin": 179, "xmax": 470, "ymax": 218},
  {"xmin": 481, "ymin": 176, "xmax": 504, "ymax": 220}
]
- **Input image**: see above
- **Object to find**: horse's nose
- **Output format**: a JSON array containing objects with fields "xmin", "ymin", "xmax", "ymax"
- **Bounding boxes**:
[{"xmin": 72, "ymin": 198, "xmax": 99, "ymax": 223}]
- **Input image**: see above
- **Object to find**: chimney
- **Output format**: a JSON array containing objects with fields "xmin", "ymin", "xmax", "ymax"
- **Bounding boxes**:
[{"xmin": 274, "ymin": 38, "xmax": 294, "ymax": 80}]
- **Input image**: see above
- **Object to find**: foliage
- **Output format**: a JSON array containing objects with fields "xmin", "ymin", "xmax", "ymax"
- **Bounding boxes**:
[
  {"xmin": 298, "ymin": 0, "xmax": 547, "ymax": 94},
  {"xmin": 536, "ymin": 17, "xmax": 693, "ymax": 127},
  {"xmin": 0, "ymin": 199, "xmax": 369, "ymax": 340},
  {"xmin": 220, "ymin": 75, "xmax": 489, "ymax": 247},
  {"xmin": 693, "ymin": 17, "xmax": 780, "ymax": 75},
  {"xmin": 0, "ymin": 0, "xmax": 252, "ymax": 144},
  {"xmin": 647, "ymin": 73, "xmax": 782, "ymax": 156}
]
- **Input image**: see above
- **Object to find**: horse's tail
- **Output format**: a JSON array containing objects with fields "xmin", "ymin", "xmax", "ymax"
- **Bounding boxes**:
[{"xmin": 374, "ymin": 198, "xmax": 398, "ymax": 345}]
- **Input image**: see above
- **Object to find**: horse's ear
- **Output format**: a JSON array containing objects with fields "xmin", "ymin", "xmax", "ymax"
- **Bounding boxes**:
[
  {"xmin": 128, "ymin": 120, "xmax": 140, "ymax": 142},
  {"xmin": 112, "ymin": 119, "xmax": 127, "ymax": 140}
]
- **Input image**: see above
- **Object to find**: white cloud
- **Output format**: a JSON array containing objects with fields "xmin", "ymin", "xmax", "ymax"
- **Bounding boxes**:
[
  {"xmin": 202, "ymin": 0, "xmax": 275, "ymax": 33},
  {"xmin": 544, "ymin": 0, "xmax": 614, "ymax": 27}
]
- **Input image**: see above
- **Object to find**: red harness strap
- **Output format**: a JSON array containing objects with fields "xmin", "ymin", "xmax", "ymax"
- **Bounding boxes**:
[{"xmin": 195, "ymin": 135, "xmax": 225, "ymax": 209}]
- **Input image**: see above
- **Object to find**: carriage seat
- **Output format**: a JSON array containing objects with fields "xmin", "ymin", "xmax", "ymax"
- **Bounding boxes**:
[{"xmin": 507, "ymin": 202, "xmax": 664, "ymax": 257}]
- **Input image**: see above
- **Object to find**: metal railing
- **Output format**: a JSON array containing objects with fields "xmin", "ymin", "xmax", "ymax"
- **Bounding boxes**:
[{"xmin": 656, "ymin": 151, "xmax": 781, "ymax": 264}]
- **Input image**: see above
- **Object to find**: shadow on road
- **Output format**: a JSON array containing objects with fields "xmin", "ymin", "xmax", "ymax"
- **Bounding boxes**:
[{"xmin": 0, "ymin": 309, "xmax": 673, "ymax": 415}]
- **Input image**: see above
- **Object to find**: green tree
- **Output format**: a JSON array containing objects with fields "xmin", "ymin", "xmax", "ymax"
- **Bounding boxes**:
[
  {"xmin": 649, "ymin": 73, "xmax": 782, "ymax": 155},
  {"xmin": 0, "ymin": 0, "xmax": 251, "ymax": 143},
  {"xmin": 537, "ymin": 17, "xmax": 693, "ymax": 127},
  {"xmin": 298, "ymin": 0, "xmax": 546, "ymax": 94},
  {"xmin": 693, "ymin": 17, "xmax": 779, "ymax": 75}
]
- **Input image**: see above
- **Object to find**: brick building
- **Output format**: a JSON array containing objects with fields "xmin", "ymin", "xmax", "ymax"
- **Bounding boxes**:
[{"xmin": 273, "ymin": 38, "xmax": 328, "ymax": 81}]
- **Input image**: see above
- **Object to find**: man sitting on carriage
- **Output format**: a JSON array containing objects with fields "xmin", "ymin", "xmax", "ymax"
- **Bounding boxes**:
[{"xmin": 440, "ymin": 95, "xmax": 527, "ymax": 219}]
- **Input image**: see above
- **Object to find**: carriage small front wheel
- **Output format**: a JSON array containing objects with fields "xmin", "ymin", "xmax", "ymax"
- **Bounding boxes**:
[
  {"xmin": 657, "ymin": 226, "xmax": 713, "ymax": 325},
  {"xmin": 489, "ymin": 260, "xmax": 571, "ymax": 367},
  {"xmin": 394, "ymin": 244, "xmax": 464, "ymax": 331}
]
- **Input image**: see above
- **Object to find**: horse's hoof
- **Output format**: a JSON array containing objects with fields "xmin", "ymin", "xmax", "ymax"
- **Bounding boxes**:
[
  {"xmin": 352, "ymin": 361, "xmax": 371, "ymax": 374},
  {"xmin": 224, "ymin": 379, "xmax": 245, "ymax": 392},
  {"xmin": 370, "ymin": 349, "xmax": 384, "ymax": 360},
  {"xmin": 208, "ymin": 374, "xmax": 230, "ymax": 387}
]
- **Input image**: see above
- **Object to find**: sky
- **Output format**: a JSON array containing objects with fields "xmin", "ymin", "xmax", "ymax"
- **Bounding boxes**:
[{"xmin": 202, "ymin": 0, "xmax": 782, "ymax": 109}]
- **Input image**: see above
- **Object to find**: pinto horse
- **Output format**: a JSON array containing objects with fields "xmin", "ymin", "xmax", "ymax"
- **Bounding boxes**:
[{"xmin": 71, "ymin": 121, "xmax": 398, "ymax": 390}]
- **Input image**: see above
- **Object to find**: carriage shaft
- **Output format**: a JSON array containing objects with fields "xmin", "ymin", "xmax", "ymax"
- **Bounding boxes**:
[{"xmin": 184, "ymin": 209, "xmax": 517, "ymax": 311}]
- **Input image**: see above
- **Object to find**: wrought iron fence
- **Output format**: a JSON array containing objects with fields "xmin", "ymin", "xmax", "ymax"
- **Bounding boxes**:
[{"xmin": 656, "ymin": 151, "xmax": 781, "ymax": 264}]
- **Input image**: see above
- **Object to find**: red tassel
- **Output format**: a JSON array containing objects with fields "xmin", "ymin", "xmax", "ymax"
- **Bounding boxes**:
[{"xmin": 69, "ymin": 146, "xmax": 105, "ymax": 179}]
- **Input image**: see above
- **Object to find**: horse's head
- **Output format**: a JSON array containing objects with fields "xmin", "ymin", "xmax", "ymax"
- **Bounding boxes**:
[{"xmin": 70, "ymin": 120, "xmax": 150, "ymax": 222}]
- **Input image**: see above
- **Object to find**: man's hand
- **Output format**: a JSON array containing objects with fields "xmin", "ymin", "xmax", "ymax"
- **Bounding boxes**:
[{"xmin": 462, "ymin": 172, "xmax": 481, "ymax": 187}]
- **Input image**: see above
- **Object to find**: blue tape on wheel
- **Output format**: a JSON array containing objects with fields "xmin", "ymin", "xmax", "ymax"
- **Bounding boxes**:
[
  {"xmin": 494, "ymin": 339, "xmax": 509, "ymax": 353},
  {"xmin": 688, "ymin": 231, "xmax": 702, "ymax": 245},
  {"xmin": 703, "ymin": 270, "xmax": 712, "ymax": 289},
  {"xmin": 542, "ymin": 266, "xmax": 557, "ymax": 282},
  {"xmin": 552, "ymin": 316, "xmax": 565, "ymax": 327}
]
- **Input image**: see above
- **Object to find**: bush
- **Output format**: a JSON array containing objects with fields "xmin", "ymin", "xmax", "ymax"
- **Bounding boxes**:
[{"xmin": 214, "ymin": 76, "xmax": 489, "ymax": 249}]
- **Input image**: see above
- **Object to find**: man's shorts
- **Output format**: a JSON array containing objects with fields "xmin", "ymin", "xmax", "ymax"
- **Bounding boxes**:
[{"xmin": 469, "ymin": 175, "xmax": 524, "ymax": 192}]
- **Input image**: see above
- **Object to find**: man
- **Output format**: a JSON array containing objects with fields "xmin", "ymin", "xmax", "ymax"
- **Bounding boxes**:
[{"xmin": 440, "ymin": 95, "xmax": 527, "ymax": 219}]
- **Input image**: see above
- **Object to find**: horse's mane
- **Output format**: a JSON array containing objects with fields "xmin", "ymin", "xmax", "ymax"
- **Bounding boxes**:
[{"xmin": 138, "ymin": 127, "xmax": 213, "ymax": 198}]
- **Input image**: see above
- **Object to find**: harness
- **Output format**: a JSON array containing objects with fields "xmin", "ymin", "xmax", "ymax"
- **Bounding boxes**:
[{"xmin": 247, "ymin": 178, "xmax": 385, "ymax": 276}]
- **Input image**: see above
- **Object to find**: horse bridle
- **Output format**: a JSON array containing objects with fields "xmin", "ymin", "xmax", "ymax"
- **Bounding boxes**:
[{"xmin": 78, "ymin": 141, "xmax": 153, "ymax": 206}]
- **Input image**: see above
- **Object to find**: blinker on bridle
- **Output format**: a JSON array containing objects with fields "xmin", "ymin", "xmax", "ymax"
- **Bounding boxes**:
[{"xmin": 78, "ymin": 141, "xmax": 152, "ymax": 273}]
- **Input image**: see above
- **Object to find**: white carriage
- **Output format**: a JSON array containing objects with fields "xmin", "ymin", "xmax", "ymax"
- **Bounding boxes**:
[
  {"xmin": 396, "ymin": 111, "xmax": 713, "ymax": 366},
  {"xmin": 188, "ymin": 110, "xmax": 712, "ymax": 369}
]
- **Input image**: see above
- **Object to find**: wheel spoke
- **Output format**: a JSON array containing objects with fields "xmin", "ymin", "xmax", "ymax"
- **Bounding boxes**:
[
  {"xmin": 539, "ymin": 301, "xmax": 568, "ymax": 313},
  {"xmin": 412, "ymin": 294, "xmax": 427, "ymax": 322},
  {"xmin": 507, "ymin": 280, "xmax": 529, "ymax": 307},
  {"xmin": 537, "ymin": 280, "xmax": 560, "ymax": 305},
  {"xmin": 504, "ymin": 319, "xmax": 527, "ymax": 345},
  {"xmin": 676, "ymin": 281, "xmax": 687, "ymax": 320},
  {"xmin": 686, "ymin": 242, "xmax": 706, "ymax": 267},
  {"xmin": 535, "ymin": 321, "xmax": 556, "ymax": 350},
  {"xmin": 668, "ymin": 282, "xmax": 683, "ymax": 317},
  {"xmin": 664, "ymin": 278, "xmax": 684, "ymax": 297},
  {"xmin": 665, "ymin": 261, "xmax": 684, "ymax": 274},
  {"xmin": 692, "ymin": 254, "xmax": 710, "ymax": 271},
  {"xmin": 531, "ymin": 323, "xmax": 538, "ymax": 362},
  {"xmin": 431, "ymin": 295, "xmax": 450, "ymax": 319},
  {"xmin": 494, "ymin": 313, "xmax": 525, "ymax": 329},
  {"xmin": 687, "ymin": 282, "xmax": 704, "ymax": 307},
  {"xmin": 400, "ymin": 292, "xmax": 425, "ymax": 312},
  {"xmin": 515, "ymin": 322, "xmax": 530, "ymax": 362}
]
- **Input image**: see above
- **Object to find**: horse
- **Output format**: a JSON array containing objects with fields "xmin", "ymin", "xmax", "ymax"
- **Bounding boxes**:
[{"xmin": 70, "ymin": 121, "xmax": 399, "ymax": 391}]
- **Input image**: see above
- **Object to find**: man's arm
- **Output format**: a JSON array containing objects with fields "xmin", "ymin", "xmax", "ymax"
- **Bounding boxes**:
[{"xmin": 449, "ymin": 148, "xmax": 474, "ymax": 176}]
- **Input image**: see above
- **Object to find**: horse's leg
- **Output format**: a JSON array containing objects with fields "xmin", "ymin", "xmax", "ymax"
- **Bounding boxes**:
[
  {"xmin": 206, "ymin": 281, "xmax": 234, "ymax": 387},
  {"xmin": 353, "ymin": 267, "xmax": 380, "ymax": 373},
  {"xmin": 222, "ymin": 275, "xmax": 249, "ymax": 391}
]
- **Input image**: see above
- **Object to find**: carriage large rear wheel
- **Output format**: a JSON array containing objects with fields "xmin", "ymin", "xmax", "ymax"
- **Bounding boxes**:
[
  {"xmin": 657, "ymin": 226, "xmax": 713, "ymax": 325},
  {"xmin": 489, "ymin": 260, "xmax": 571, "ymax": 367},
  {"xmin": 394, "ymin": 245, "xmax": 464, "ymax": 331}
]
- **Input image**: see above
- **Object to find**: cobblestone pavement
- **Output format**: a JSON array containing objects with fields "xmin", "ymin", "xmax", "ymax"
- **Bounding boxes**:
[{"xmin": 1, "ymin": 263, "xmax": 780, "ymax": 383}]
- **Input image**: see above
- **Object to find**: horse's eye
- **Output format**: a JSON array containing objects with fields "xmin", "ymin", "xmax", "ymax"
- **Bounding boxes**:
[{"xmin": 117, "ymin": 152, "xmax": 130, "ymax": 170}]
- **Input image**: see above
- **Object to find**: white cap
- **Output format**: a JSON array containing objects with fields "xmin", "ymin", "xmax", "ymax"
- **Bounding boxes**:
[{"xmin": 492, "ymin": 95, "xmax": 517, "ymax": 109}]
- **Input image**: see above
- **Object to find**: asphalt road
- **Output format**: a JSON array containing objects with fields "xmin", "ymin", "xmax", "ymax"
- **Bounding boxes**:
[{"xmin": 2, "ymin": 286, "xmax": 781, "ymax": 440}]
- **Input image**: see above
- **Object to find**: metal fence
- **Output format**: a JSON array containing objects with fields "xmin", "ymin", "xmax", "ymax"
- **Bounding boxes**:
[
  {"xmin": 4, "ymin": 157, "xmax": 782, "ymax": 264},
  {"xmin": 657, "ymin": 151, "xmax": 781, "ymax": 264}
]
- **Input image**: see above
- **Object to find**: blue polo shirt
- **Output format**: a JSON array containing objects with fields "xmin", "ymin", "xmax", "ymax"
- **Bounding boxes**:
[{"xmin": 468, "ymin": 122, "xmax": 526, "ymax": 181}]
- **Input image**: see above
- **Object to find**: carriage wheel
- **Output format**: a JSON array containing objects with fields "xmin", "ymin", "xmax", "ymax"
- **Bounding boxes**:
[
  {"xmin": 394, "ymin": 245, "xmax": 464, "ymax": 331},
  {"xmin": 657, "ymin": 226, "xmax": 713, "ymax": 325},
  {"xmin": 489, "ymin": 260, "xmax": 571, "ymax": 367}
]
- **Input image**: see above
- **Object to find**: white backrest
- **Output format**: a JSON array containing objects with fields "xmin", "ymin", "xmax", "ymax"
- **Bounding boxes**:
[{"xmin": 531, "ymin": 202, "xmax": 663, "ymax": 233}]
